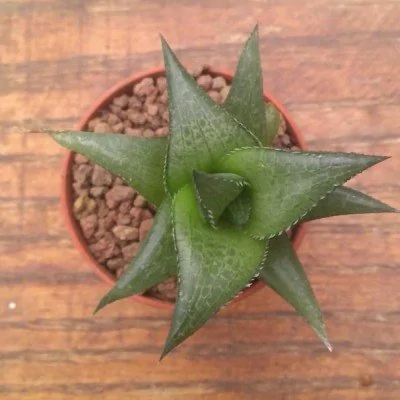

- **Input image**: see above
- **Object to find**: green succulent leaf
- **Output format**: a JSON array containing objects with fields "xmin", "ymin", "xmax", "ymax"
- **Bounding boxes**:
[
  {"xmin": 161, "ymin": 37, "xmax": 260, "ymax": 194},
  {"xmin": 193, "ymin": 170, "xmax": 248, "ymax": 226},
  {"xmin": 217, "ymin": 148, "xmax": 387, "ymax": 239},
  {"xmin": 224, "ymin": 184, "xmax": 396, "ymax": 227},
  {"xmin": 264, "ymin": 103, "xmax": 281, "ymax": 145},
  {"xmin": 260, "ymin": 233, "xmax": 331, "ymax": 350},
  {"xmin": 162, "ymin": 185, "xmax": 267, "ymax": 359},
  {"xmin": 50, "ymin": 131, "xmax": 167, "ymax": 206},
  {"xmin": 222, "ymin": 190, "xmax": 252, "ymax": 227},
  {"xmin": 95, "ymin": 198, "xmax": 176, "ymax": 313},
  {"xmin": 224, "ymin": 25, "xmax": 268, "ymax": 145},
  {"xmin": 302, "ymin": 186, "xmax": 397, "ymax": 222}
]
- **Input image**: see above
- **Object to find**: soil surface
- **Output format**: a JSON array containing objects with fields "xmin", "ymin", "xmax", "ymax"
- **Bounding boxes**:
[{"xmin": 71, "ymin": 66, "xmax": 296, "ymax": 302}]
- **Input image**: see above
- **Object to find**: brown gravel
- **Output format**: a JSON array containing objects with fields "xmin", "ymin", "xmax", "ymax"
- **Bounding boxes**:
[{"xmin": 71, "ymin": 66, "xmax": 296, "ymax": 302}]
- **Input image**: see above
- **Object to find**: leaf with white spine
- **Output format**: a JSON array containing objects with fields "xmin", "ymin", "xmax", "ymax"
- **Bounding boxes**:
[
  {"xmin": 302, "ymin": 186, "xmax": 397, "ymax": 221},
  {"xmin": 95, "ymin": 198, "xmax": 176, "ymax": 313},
  {"xmin": 259, "ymin": 233, "xmax": 331, "ymax": 350},
  {"xmin": 50, "ymin": 131, "xmax": 167, "ymax": 206},
  {"xmin": 161, "ymin": 185, "xmax": 267, "ymax": 359},
  {"xmin": 161, "ymin": 37, "xmax": 260, "ymax": 194},
  {"xmin": 217, "ymin": 147, "xmax": 388, "ymax": 239},
  {"xmin": 224, "ymin": 25, "xmax": 268, "ymax": 144}
]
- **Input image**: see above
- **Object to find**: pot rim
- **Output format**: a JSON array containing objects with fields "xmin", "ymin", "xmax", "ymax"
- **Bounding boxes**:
[{"xmin": 60, "ymin": 66, "xmax": 308, "ymax": 309}]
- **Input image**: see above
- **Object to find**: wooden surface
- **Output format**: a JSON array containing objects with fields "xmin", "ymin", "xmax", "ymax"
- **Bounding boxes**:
[{"xmin": 1, "ymin": 0, "xmax": 400, "ymax": 399}]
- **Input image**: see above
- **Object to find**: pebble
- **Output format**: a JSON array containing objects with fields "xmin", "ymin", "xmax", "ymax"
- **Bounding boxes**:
[
  {"xmin": 116, "ymin": 214, "xmax": 131, "ymax": 225},
  {"xmin": 90, "ymin": 186, "xmax": 107, "ymax": 198},
  {"xmin": 105, "ymin": 186, "xmax": 136, "ymax": 209},
  {"xmin": 128, "ymin": 96, "xmax": 142, "ymax": 109},
  {"xmin": 212, "ymin": 76, "xmax": 227, "ymax": 90},
  {"xmin": 142, "ymin": 209, "xmax": 153, "ymax": 220},
  {"xmin": 208, "ymin": 90, "xmax": 221, "ymax": 103},
  {"xmin": 134, "ymin": 77, "xmax": 155, "ymax": 97},
  {"xmin": 130, "ymin": 208, "xmax": 143, "ymax": 227},
  {"xmin": 92, "ymin": 165, "xmax": 113, "ymax": 186},
  {"xmin": 73, "ymin": 195, "xmax": 87, "ymax": 215},
  {"xmin": 112, "ymin": 226, "xmax": 139, "ymax": 241},
  {"xmin": 88, "ymin": 117, "xmax": 101, "ymax": 131},
  {"xmin": 75, "ymin": 164, "xmax": 93, "ymax": 185},
  {"xmin": 156, "ymin": 77, "xmax": 167, "ymax": 92},
  {"xmin": 93, "ymin": 122, "xmax": 112, "ymax": 133},
  {"xmin": 80, "ymin": 214, "xmax": 98, "ymax": 239},
  {"xmin": 74, "ymin": 153, "xmax": 89, "ymax": 164},
  {"xmin": 156, "ymin": 127, "xmax": 169, "ymax": 137},
  {"xmin": 112, "ymin": 94, "xmax": 129, "ymax": 109},
  {"xmin": 159, "ymin": 91, "xmax": 168, "ymax": 105},
  {"xmin": 134, "ymin": 195, "xmax": 147, "ymax": 208},
  {"xmin": 197, "ymin": 74, "xmax": 213, "ymax": 91},
  {"xmin": 119, "ymin": 200, "xmax": 132, "ymax": 214},
  {"xmin": 106, "ymin": 257, "xmax": 126, "ymax": 271},
  {"xmin": 107, "ymin": 113, "xmax": 121, "ymax": 125},
  {"xmin": 112, "ymin": 123, "xmax": 124, "ymax": 133},
  {"xmin": 128, "ymin": 110, "xmax": 147, "ymax": 125},
  {"xmin": 89, "ymin": 233, "xmax": 116, "ymax": 263},
  {"xmin": 122, "ymin": 242, "xmax": 140, "ymax": 260},
  {"xmin": 146, "ymin": 104, "xmax": 158, "ymax": 116}
]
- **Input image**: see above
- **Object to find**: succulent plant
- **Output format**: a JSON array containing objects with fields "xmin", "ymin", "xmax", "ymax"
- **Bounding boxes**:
[{"xmin": 50, "ymin": 26, "xmax": 396, "ymax": 359}]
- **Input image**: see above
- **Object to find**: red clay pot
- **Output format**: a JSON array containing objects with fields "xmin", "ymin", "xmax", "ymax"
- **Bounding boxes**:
[{"xmin": 61, "ymin": 67, "xmax": 307, "ymax": 309}]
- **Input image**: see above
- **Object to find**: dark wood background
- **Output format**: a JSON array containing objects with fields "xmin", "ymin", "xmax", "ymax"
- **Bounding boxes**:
[{"xmin": 1, "ymin": 0, "xmax": 399, "ymax": 399}]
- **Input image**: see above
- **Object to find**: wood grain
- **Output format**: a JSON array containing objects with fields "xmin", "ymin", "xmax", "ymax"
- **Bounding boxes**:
[{"xmin": 0, "ymin": 0, "xmax": 399, "ymax": 399}]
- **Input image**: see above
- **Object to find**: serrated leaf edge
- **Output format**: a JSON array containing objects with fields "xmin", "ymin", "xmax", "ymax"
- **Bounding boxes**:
[
  {"xmin": 248, "ymin": 175, "xmax": 373, "ymax": 241},
  {"xmin": 170, "ymin": 187, "xmax": 184, "ymax": 299},
  {"xmin": 228, "ymin": 241, "xmax": 269, "ymax": 304},
  {"xmin": 192, "ymin": 174, "xmax": 217, "ymax": 228},
  {"xmin": 219, "ymin": 147, "xmax": 389, "ymax": 240}
]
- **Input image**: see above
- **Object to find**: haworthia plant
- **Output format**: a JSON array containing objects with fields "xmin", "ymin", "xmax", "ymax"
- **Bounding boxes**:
[{"xmin": 50, "ymin": 25, "xmax": 396, "ymax": 359}]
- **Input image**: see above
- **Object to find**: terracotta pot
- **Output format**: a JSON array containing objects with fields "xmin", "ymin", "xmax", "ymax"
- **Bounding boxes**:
[{"xmin": 61, "ymin": 67, "xmax": 307, "ymax": 309}]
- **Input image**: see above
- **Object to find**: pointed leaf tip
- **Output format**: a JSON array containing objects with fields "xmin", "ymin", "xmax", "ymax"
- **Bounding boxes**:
[
  {"xmin": 160, "ymin": 35, "xmax": 171, "ymax": 54},
  {"xmin": 93, "ymin": 294, "xmax": 111, "ymax": 315},
  {"xmin": 50, "ymin": 130, "xmax": 167, "ymax": 206},
  {"xmin": 313, "ymin": 322, "xmax": 332, "ymax": 351},
  {"xmin": 160, "ymin": 341, "xmax": 174, "ymax": 361},
  {"xmin": 303, "ymin": 185, "xmax": 398, "ymax": 222},
  {"xmin": 318, "ymin": 332, "xmax": 333, "ymax": 353},
  {"xmin": 260, "ymin": 233, "xmax": 329, "ymax": 349},
  {"xmin": 224, "ymin": 24, "xmax": 267, "ymax": 144},
  {"xmin": 93, "ymin": 198, "xmax": 177, "ymax": 313}
]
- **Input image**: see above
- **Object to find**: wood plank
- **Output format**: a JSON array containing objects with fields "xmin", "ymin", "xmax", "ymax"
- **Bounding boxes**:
[
  {"xmin": 1, "ymin": 309, "xmax": 400, "ymax": 354},
  {"xmin": 2, "ymin": 265, "xmax": 400, "ymax": 320},
  {"xmin": 1, "ymin": 0, "xmax": 400, "ymax": 398},
  {"xmin": 0, "ymin": 350, "xmax": 399, "ymax": 386},
  {"xmin": 2, "ymin": 35, "xmax": 400, "ymax": 105},
  {"xmin": 1, "ymin": 0, "xmax": 400, "ymax": 63}
]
